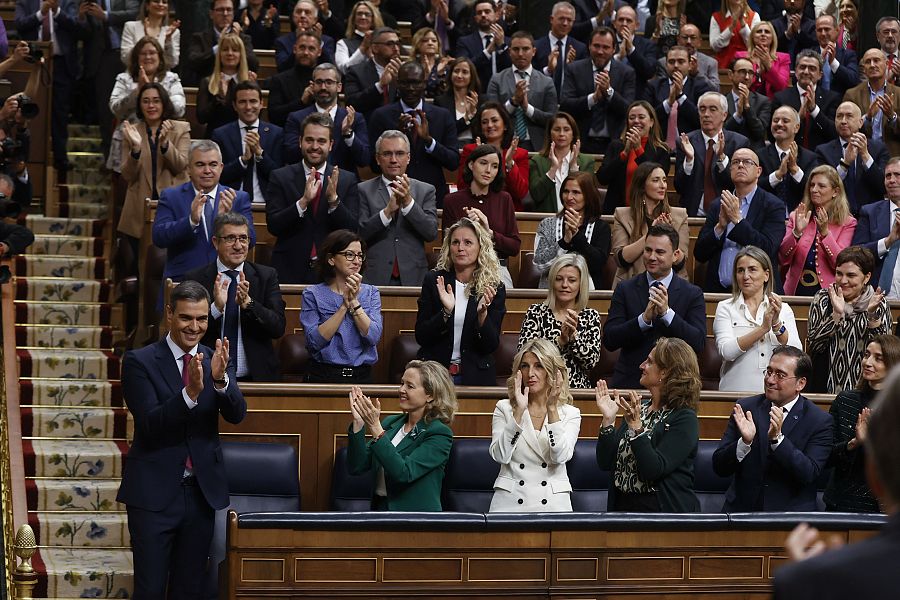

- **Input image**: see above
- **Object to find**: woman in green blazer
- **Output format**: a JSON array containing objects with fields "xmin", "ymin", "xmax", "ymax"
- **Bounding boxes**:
[
  {"xmin": 595, "ymin": 337, "xmax": 702, "ymax": 512},
  {"xmin": 348, "ymin": 360, "xmax": 458, "ymax": 511},
  {"xmin": 529, "ymin": 112, "xmax": 596, "ymax": 213}
]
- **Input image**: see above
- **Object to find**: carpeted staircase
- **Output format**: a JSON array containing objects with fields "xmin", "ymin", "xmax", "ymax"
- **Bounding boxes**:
[{"xmin": 16, "ymin": 125, "xmax": 134, "ymax": 597}]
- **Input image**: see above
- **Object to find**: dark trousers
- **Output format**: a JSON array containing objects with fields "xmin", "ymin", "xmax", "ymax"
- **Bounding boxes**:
[
  {"xmin": 127, "ymin": 479, "xmax": 215, "ymax": 599},
  {"xmin": 51, "ymin": 58, "xmax": 75, "ymax": 167},
  {"xmin": 94, "ymin": 48, "xmax": 126, "ymax": 159}
]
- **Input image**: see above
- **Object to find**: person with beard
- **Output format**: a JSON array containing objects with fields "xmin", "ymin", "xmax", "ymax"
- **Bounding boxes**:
[{"xmin": 265, "ymin": 28, "xmax": 321, "ymax": 127}]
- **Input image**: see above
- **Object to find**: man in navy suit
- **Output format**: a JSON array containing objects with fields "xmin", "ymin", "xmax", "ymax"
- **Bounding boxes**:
[
  {"xmin": 152, "ymin": 140, "xmax": 256, "ymax": 300},
  {"xmin": 117, "ymin": 280, "xmax": 246, "ymax": 598},
  {"xmin": 758, "ymin": 106, "xmax": 818, "ymax": 214},
  {"xmin": 770, "ymin": 0, "xmax": 817, "ymax": 60},
  {"xmin": 368, "ymin": 61, "xmax": 459, "ymax": 207},
  {"xmin": 655, "ymin": 23, "xmax": 720, "ymax": 90},
  {"xmin": 646, "ymin": 45, "xmax": 715, "ymax": 142},
  {"xmin": 532, "ymin": 1, "xmax": 587, "ymax": 97},
  {"xmin": 675, "ymin": 92, "xmax": 750, "ymax": 217},
  {"xmin": 15, "ymin": 0, "xmax": 86, "ymax": 170},
  {"xmin": 265, "ymin": 111, "xmax": 360, "ymax": 284},
  {"xmin": 211, "ymin": 80, "xmax": 284, "ymax": 204},
  {"xmin": 273, "ymin": 0, "xmax": 336, "ymax": 72},
  {"xmin": 772, "ymin": 50, "xmax": 840, "ymax": 151},
  {"xmin": 814, "ymin": 101, "xmax": 889, "ymax": 217},
  {"xmin": 265, "ymin": 28, "xmax": 320, "ymax": 127},
  {"xmin": 560, "ymin": 26, "xmax": 634, "ymax": 155},
  {"xmin": 713, "ymin": 346, "xmax": 832, "ymax": 512},
  {"xmin": 725, "ymin": 57, "xmax": 773, "ymax": 149},
  {"xmin": 282, "ymin": 63, "xmax": 370, "ymax": 170},
  {"xmin": 694, "ymin": 147, "xmax": 787, "ymax": 293},
  {"xmin": 851, "ymin": 158, "xmax": 900, "ymax": 295},
  {"xmin": 813, "ymin": 14, "xmax": 859, "ymax": 96},
  {"xmin": 611, "ymin": 5, "xmax": 656, "ymax": 98},
  {"xmin": 455, "ymin": 0, "xmax": 512, "ymax": 94},
  {"xmin": 343, "ymin": 26, "xmax": 402, "ymax": 122},
  {"xmin": 185, "ymin": 212, "xmax": 286, "ymax": 381},
  {"xmin": 602, "ymin": 224, "xmax": 707, "ymax": 388}
]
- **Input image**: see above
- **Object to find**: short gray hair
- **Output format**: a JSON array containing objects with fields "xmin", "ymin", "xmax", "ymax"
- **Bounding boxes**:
[
  {"xmin": 0, "ymin": 173, "xmax": 15, "ymax": 195},
  {"xmin": 295, "ymin": 0, "xmax": 318, "ymax": 18},
  {"xmin": 551, "ymin": 1, "xmax": 575, "ymax": 15},
  {"xmin": 773, "ymin": 104, "xmax": 801, "ymax": 126},
  {"xmin": 190, "ymin": 139, "xmax": 222, "ymax": 161},
  {"xmin": 213, "ymin": 212, "xmax": 250, "ymax": 238},
  {"xmin": 698, "ymin": 91, "xmax": 727, "ymax": 112},
  {"xmin": 313, "ymin": 62, "xmax": 341, "ymax": 82},
  {"xmin": 375, "ymin": 129, "xmax": 410, "ymax": 154},
  {"xmin": 796, "ymin": 48, "xmax": 824, "ymax": 70}
]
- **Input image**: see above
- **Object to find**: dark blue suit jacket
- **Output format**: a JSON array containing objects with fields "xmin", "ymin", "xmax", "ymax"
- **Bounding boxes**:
[
  {"xmin": 712, "ymin": 393, "xmax": 832, "ymax": 512},
  {"xmin": 851, "ymin": 199, "xmax": 894, "ymax": 284},
  {"xmin": 674, "ymin": 129, "xmax": 750, "ymax": 217},
  {"xmin": 772, "ymin": 85, "xmax": 840, "ymax": 151},
  {"xmin": 560, "ymin": 58, "xmax": 635, "ymax": 146},
  {"xmin": 211, "ymin": 120, "xmax": 284, "ymax": 202},
  {"xmin": 151, "ymin": 182, "xmax": 256, "ymax": 284},
  {"xmin": 116, "ymin": 339, "xmax": 246, "ymax": 511},
  {"xmin": 602, "ymin": 272, "xmax": 707, "ymax": 388},
  {"xmin": 456, "ymin": 31, "xmax": 512, "ymax": 94},
  {"xmin": 532, "ymin": 35, "xmax": 587, "ymax": 95},
  {"xmin": 815, "ymin": 138, "xmax": 889, "ymax": 216},
  {"xmin": 367, "ymin": 101, "xmax": 459, "ymax": 206},
  {"xmin": 823, "ymin": 47, "xmax": 860, "ymax": 97},
  {"xmin": 693, "ymin": 187, "xmax": 787, "ymax": 293},
  {"xmin": 273, "ymin": 30, "xmax": 335, "ymax": 72},
  {"xmin": 264, "ymin": 162, "xmax": 359, "ymax": 283},
  {"xmin": 15, "ymin": 0, "xmax": 84, "ymax": 76},
  {"xmin": 757, "ymin": 143, "xmax": 818, "ymax": 214},
  {"xmin": 282, "ymin": 105, "xmax": 370, "ymax": 171},
  {"xmin": 645, "ymin": 75, "xmax": 716, "ymax": 137}
]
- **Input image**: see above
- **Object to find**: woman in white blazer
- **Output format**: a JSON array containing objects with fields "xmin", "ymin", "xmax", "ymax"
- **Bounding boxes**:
[
  {"xmin": 489, "ymin": 338, "xmax": 582, "ymax": 512},
  {"xmin": 120, "ymin": 0, "xmax": 180, "ymax": 68}
]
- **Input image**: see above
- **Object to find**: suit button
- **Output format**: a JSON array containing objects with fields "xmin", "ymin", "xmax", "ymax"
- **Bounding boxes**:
[
  {"xmin": 541, "ymin": 481, "xmax": 547, "ymax": 486},
  {"xmin": 518, "ymin": 499, "xmax": 524, "ymax": 504},
  {"xmin": 541, "ymin": 462, "xmax": 547, "ymax": 468},
  {"xmin": 541, "ymin": 499, "xmax": 548, "ymax": 505},
  {"xmin": 519, "ymin": 480, "xmax": 525, "ymax": 486},
  {"xmin": 394, "ymin": 238, "xmax": 399, "ymax": 242},
  {"xmin": 551, "ymin": 442, "xmax": 556, "ymax": 447},
  {"xmin": 520, "ymin": 464, "xmax": 525, "ymax": 469}
]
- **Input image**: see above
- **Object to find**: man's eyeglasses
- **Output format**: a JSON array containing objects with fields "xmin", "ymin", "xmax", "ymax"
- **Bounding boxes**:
[
  {"xmin": 374, "ymin": 40, "xmax": 402, "ymax": 47},
  {"xmin": 336, "ymin": 251, "xmax": 366, "ymax": 261},
  {"xmin": 763, "ymin": 369, "xmax": 797, "ymax": 381},
  {"xmin": 213, "ymin": 7, "xmax": 234, "ymax": 13},
  {"xmin": 732, "ymin": 158, "xmax": 758, "ymax": 167},
  {"xmin": 313, "ymin": 79, "xmax": 339, "ymax": 86},
  {"xmin": 217, "ymin": 234, "xmax": 250, "ymax": 245}
]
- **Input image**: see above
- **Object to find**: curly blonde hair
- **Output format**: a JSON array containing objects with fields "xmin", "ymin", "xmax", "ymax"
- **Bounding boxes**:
[
  {"xmin": 506, "ymin": 338, "xmax": 574, "ymax": 406},
  {"xmin": 404, "ymin": 360, "xmax": 457, "ymax": 425},
  {"xmin": 208, "ymin": 34, "xmax": 250, "ymax": 96},
  {"xmin": 652, "ymin": 337, "xmax": 701, "ymax": 411},
  {"xmin": 436, "ymin": 217, "xmax": 503, "ymax": 299},
  {"xmin": 800, "ymin": 165, "xmax": 851, "ymax": 226}
]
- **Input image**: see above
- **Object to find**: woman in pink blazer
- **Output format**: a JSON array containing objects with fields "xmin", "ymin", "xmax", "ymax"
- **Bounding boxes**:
[
  {"xmin": 735, "ymin": 21, "xmax": 789, "ymax": 98},
  {"xmin": 779, "ymin": 165, "xmax": 857, "ymax": 296}
]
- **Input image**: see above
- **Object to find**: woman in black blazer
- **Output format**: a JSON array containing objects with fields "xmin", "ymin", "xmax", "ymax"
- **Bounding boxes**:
[
  {"xmin": 596, "ymin": 100, "xmax": 672, "ymax": 215},
  {"xmin": 433, "ymin": 57, "xmax": 482, "ymax": 149},
  {"xmin": 595, "ymin": 337, "xmax": 702, "ymax": 512},
  {"xmin": 415, "ymin": 217, "xmax": 506, "ymax": 386}
]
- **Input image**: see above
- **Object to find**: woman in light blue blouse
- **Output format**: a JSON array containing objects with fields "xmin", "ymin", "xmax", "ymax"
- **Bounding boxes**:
[{"xmin": 301, "ymin": 230, "xmax": 383, "ymax": 383}]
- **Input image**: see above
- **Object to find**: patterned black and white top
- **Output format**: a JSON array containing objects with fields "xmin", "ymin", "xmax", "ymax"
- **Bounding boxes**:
[
  {"xmin": 517, "ymin": 303, "xmax": 603, "ymax": 389},
  {"xmin": 806, "ymin": 288, "xmax": 889, "ymax": 393},
  {"xmin": 614, "ymin": 404, "xmax": 673, "ymax": 494}
]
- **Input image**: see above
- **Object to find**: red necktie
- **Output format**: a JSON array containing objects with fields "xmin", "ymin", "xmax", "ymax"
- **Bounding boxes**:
[
  {"xmin": 41, "ymin": 11, "xmax": 50, "ymax": 42},
  {"xmin": 181, "ymin": 354, "xmax": 194, "ymax": 471},
  {"xmin": 801, "ymin": 92, "xmax": 811, "ymax": 147},
  {"xmin": 703, "ymin": 139, "xmax": 716, "ymax": 213},
  {"xmin": 310, "ymin": 170, "xmax": 321, "ymax": 259}
]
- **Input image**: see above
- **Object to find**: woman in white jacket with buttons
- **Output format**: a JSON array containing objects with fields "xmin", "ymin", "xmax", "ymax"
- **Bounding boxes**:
[{"xmin": 489, "ymin": 338, "xmax": 582, "ymax": 512}]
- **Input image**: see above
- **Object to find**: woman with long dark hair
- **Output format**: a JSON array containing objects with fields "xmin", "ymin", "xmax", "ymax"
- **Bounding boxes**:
[{"xmin": 529, "ymin": 112, "xmax": 593, "ymax": 213}]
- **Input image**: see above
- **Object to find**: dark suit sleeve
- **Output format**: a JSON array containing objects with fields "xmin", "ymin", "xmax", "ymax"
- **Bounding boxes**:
[
  {"xmin": 15, "ymin": 2, "xmax": 41, "ymax": 39},
  {"xmin": 559, "ymin": 62, "xmax": 589, "ymax": 117},
  {"xmin": 770, "ymin": 408, "xmax": 832, "ymax": 485},
  {"xmin": 860, "ymin": 151, "xmax": 887, "ymax": 208},
  {"xmin": 330, "ymin": 170, "xmax": 360, "ymax": 230},
  {"xmin": 472, "ymin": 284, "xmax": 506, "ymax": 354},
  {"xmin": 623, "ymin": 40, "xmax": 657, "ymax": 83},
  {"xmin": 630, "ymin": 409, "xmax": 699, "ymax": 482},
  {"xmin": 266, "ymin": 75, "xmax": 305, "ymax": 127},
  {"xmin": 712, "ymin": 409, "xmax": 742, "ymax": 477},
  {"xmin": 212, "ymin": 127, "xmax": 245, "ymax": 187},
  {"xmin": 349, "ymin": 111, "xmax": 371, "ymax": 168},
  {"xmin": 660, "ymin": 283, "xmax": 706, "ymax": 352},
  {"xmin": 0, "ymin": 222, "xmax": 35, "ymax": 255},
  {"xmin": 727, "ymin": 197, "xmax": 786, "ymax": 256},
  {"xmin": 344, "ymin": 65, "xmax": 383, "ymax": 117},
  {"xmin": 426, "ymin": 108, "xmax": 460, "ymax": 171},
  {"xmin": 187, "ymin": 33, "xmax": 214, "ymax": 80},
  {"xmin": 152, "ymin": 189, "xmax": 199, "ymax": 248},
  {"xmin": 415, "ymin": 272, "xmax": 449, "ymax": 347},
  {"xmin": 274, "ymin": 34, "xmax": 292, "ymax": 72},
  {"xmin": 601, "ymin": 283, "xmax": 641, "ymax": 352},
  {"xmin": 265, "ymin": 168, "xmax": 306, "ymax": 237},
  {"xmin": 850, "ymin": 206, "xmax": 880, "ymax": 255},
  {"xmin": 692, "ymin": 205, "xmax": 723, "ymax": 263},
  {"xmin": 245, "ymin": 267, "xmax": 286, "ymax": 339},
  {"xmin": 282, "ymin": 112, "xmax": 302, "ymax": 164},
  {"xmin": 832, "ymin": 50, "xmax": 859, "ymax": 93},
  {"xmin": 561, "ymin": 220, "xmax": 610, "ymax": 288},
  {"xmin": 122, "ymin": 351, "xmax": 192, "ymax": 439}
]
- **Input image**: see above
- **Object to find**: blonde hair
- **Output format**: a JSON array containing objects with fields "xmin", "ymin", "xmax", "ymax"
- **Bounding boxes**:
[
  {"xmin": 436, "ymin": 218, "xmax": 503, "ymax": 299},
  {"xmin": 747, "ymin": 21, "xmax": 779, "ymax": 59},
  {"xmin": 412, "ymin": 27, "xmax": 443, "ymax": 60},
  {"xmin": 653, "ymin": 338, "xmax": 701, "ymax": 411},
  {"xmin": 800, "ymin": 165, "xmax": 851, "ymax": 226},
  {"xmin": 208, "ymin": 34, "xmax": 250, "ymax": 96},
  {"xmin": 545, "ymin": 254, "xmax": 590, "ymax": 312},
  {"xmin": 404, "ymin": 360, "xmax": 457, "ymax": 424},
  {"xmin": 345, "ymin": 1, "xmax": 384, "ymax": 38},
  {"xmin": 506, "ymin": 338, "xmax": 574, "ymax": 406}
]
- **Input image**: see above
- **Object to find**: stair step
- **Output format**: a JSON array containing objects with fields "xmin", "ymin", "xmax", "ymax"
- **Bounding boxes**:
[
  {"xmin": 30, "ymin": 235, "xmax": 105, "ymax": 258},
  {"xmin": 17, "ymin": 349, "xmax": 120, "ymax": 379},
  {"xmin": 30, "ymin": 511, "xmax": 129, "ymax": 548},
  {"xmin": 16, "ymin": 324, "xmax": 114, "ymax": 350},
  {"xmin": 15, "ymin": 255, "xmax": 108, "ymax": 278},
  {"xmin": 57, "ymin": 169, "xmax": 112, "ymax": 187},
  {"xmin": 15, "ymin": 301, "xmax": 112, "ymax": 327},
  {"xmin": 56, "ymin": 202, "xmax": 110, "ymax": 219},
  {"xmin": 67, "ymin": 124, "xmax": 101, "ymax": 138},
  {"xmin": 15, "ymin": 278, "xmax": 111, "ymax": 302},
  {"xmin": 27, "ymin": 478, "xmax": 124, "ymax": 512},
  {"xmin": 35, "ymin": 547, "xmax": 133, "ymax": 598},
  {"xmin": 20, "ymin": 380, "xmax": 122, "ymax": 408},
  {"xmin": 24, "ymin": 439, "xmax": 127, "ymax": 478},
  {"xmin": 24, "ymin": 216, "xmax": 104, "ymax": 236},
  {"xmin": 67, "ymin": 137, "xmax": 103, "ymax": 153},
  {"xmin": 21, "ymin": 406, "xmax": 130, "ymax": 439}
]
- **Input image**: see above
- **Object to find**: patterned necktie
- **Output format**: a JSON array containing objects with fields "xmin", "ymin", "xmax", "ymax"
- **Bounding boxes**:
[
  {"xmin": 703, "ymin": 139, "xmax": 716, "ymax": 213},
  {"xmin": 666, "ymin": 92, "xmax": 679, "ymax": 150},
  {"xmin": 554, "ymin": 39, "xmax": 565, "ymax": 94},
  {"xmin": 801, "ymin": 92, "xmax": 811, "ymax": 147},
  {"xmin": 242, "ymin": 125, "xmax": 256, "ymax": 197},
  {"xmin": 222, "ymin": 270, "xmax": 239, "ymax": 371},
  {"xmin": 203, "ymin": 194, "xmax": 214, "ymax": 241},
  {"xmin": 822, "ymin": 50, "xmax": 832, "ymax": 91},
  {"xmin": 181, "ymin": 354, "xmax": 194, "ymax": 470},
  {"xmin": 776, "ymin": 151, "xmax": 790, "ymax": 206},
  {"xmin": 514, "ymin": 70, "xmax": 529, "ymax": 140}
]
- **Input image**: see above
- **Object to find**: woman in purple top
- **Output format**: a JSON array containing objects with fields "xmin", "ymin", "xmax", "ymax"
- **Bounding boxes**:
[{"xmin": 301, "ymin": 230, "xmax": 383, "ymax": 383}]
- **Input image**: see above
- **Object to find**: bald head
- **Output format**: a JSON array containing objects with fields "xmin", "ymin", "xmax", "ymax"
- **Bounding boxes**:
[
  {"xmin": 835, "ymin": 101, "xmax": 864, "ymax": 139},
  {"xmin": 771, "ymin": 105, "xmax": 801, "ymax": 144}
]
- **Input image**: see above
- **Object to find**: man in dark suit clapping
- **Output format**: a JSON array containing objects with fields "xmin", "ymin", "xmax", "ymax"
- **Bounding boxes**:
[
  {"xmin": 532, "ymin": 1, "xmax": 587, "ymax": 97},
  {"xmin": 772, "ymin": 50, "xmax": 840, "ymax": 151},
  {"xmin": 725, "ymin": 57, "xmax": 773, "ymax": 149},
  {"xmin": 455, "ymin": 0, "xmax": 512, "ymax": 94},
  {"xmin": 851, "ymin": 158, "xmax": 900, "ymax": 293},
  {"xmin": 757, "ymin": 106, "xmax": 818, "ymax": 214},
  {"xmin": 646, "ymin": 45, "xmax": 715, "ymax": 146}
]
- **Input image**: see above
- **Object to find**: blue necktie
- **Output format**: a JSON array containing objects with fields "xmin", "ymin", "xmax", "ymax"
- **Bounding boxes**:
[
  {"xmin": 223, "ymin": 270, "xmax": 239, "ymax": 371},
  {"xmin": 822, "ymin": 53, "xmax": 832, "ymax": 91},
  {"xmin": 880, "ymin": 228, "xmax": 900, "ymax": 294}
]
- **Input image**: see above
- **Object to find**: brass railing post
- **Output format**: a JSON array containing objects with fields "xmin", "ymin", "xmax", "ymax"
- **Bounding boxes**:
[{"xmin": 10, "ymin": 524, "xmax": 37, "ymax": 600}]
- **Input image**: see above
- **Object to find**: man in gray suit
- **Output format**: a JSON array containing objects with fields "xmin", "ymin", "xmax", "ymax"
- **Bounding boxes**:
[
  {"xmin": 486, "ymin": 31, "xmax": 558, "ymax": 152},
  {"xmin": 358, "ymin": 130, "xmax": 438, "ymax": 287},
  {"xmin": 656, "ymin": 23, "xmax": 720, "ymax": 91}
]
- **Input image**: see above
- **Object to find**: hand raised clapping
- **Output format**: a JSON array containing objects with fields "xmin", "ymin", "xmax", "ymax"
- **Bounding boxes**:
[
  {"xmin": 595, "ymin": 379, "xmax": 618, "ymax": 426},
  {"xmin": 349, "ymin": 385, "xmax": 382, "ymax": 435}
]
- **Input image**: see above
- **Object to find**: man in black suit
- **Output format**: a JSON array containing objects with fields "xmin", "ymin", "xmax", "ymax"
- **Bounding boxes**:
[
  {"xmin": 560, "ymin": 26, "xmax": 634, "ymax": 154},
  {"xmin": 655, "ymin": 23, "xmax": 720, "ymax": 90},
  {"xmin": 455, "ymin": 0, "xmax": 512, "ymax": 94},
  {"xmin": 675, "ymin": 91, "xmax": 750, "ymax": 217},
  {"xmin": 367, "ymin": 61, "xmax": 459, "ymax": 207},
  {"xmin": 532, "ymin": 1, "xmax": 587, "ymax": 97},
  {"xmin": 184, "ymin": 0, "xmax": 260, "ymax": 87},
  {"xmin": 725, "ymin": 57, "xmax": 773, "ymax": 149},
  {"xmin": 569, "ymin": 0, "xmax": 616, "ymax": 42},
  {"xmin": 646, "ymin": 45, "xmax": 715, "ymax": 146},
  {"xmin": 851, "ymin": 158, "xmax": 900, "ymax": 292},
  {"xmin": 713, "ymin": 346, "xmax": 832, "ymax": 512},
  {"xmin": 211, "ymin": 80, "xmax": 284, "ymax": 204},
  {"xmin": 759, "ymin": 0, "xmax": 814, "ymax": 22},
  {"xmin": 814, "ymin": 14, "xmax": 859, "ymax": 96},
  {"xmin": 693, "ymin": 147, "xmax": 787, "ymax": 293},
  {"xmin": 758, "ymin": 105, "xmax": 818, "ymax": 214},
  {"xmin": 282, "ymin": 63, "xmax": 370, "ymax": 170},
  {"xmin": 602, "ymin": 224, "xmax": 707, "ymax": 388},
  {"xmin": 611, "ymin": 5, "xmax": 656, "ymax": 98},
  {"xmin": 343, "ymin": 26, "xmax": 402, "ymax": 122},
  {"xmin": 770, "ymin": 0, "xmax": 816, "ymax": 61},
  {"xmin": 265, "ymin": 28, "xmax": 321, "ymax": 127},
  {"xmin": 117, "ymin": 280, "xmax": 246, "ymax": 598},
  {"xmin": 877, "ymin": 16, "xmax": 900, "ymax": 86},
  {"xmin": 185, "ymin": 212, "xmax": 286, "ymax": 381},
  {"xmin": 815, "ymin": 101, "xmax": 889, "ymax": 217},
  {"xmin": 772, "ymin": 50, "xmax": 840, "ymax": 151},
  {"xmin": 273, "ymin": 0, "xmax": 337, "ymax": 72},
  {"xmin": 773, "ymin": 366, "xmax": 900, "ymax": 598},
  {"xmin": 265, "ymin": 112, "xmax": 360, "ymax": 284}
]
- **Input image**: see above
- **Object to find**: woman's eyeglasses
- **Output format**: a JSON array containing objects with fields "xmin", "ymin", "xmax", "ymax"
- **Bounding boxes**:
[{"xmin": 336, "ymin": 251, "xmax": 366, "ymax": 262}]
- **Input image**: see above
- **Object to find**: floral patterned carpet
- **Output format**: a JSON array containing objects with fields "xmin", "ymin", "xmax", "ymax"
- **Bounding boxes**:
[{"xmin": 15, "ymin": 126, "xmax": 134, "ymax": 597}]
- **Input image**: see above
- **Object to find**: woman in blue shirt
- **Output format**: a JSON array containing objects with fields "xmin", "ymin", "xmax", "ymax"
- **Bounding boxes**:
[{"xmin": 301, "ymin": 230, "xmax": 383, "ymax": 383}]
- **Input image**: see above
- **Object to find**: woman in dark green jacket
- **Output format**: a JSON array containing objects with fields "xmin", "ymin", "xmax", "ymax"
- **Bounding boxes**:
[
  {"xmin": 348, "ymin": 360, "xmax": 457, "ymax": 511},
  {"xmin": 595, "ymin": 337, "xmax": 701, "ymax": 512}
]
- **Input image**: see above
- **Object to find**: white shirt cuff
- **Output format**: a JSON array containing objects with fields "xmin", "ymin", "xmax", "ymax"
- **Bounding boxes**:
[{"xmin": 736, "ymin": 437, "xmax": 752, "ymax": 461}]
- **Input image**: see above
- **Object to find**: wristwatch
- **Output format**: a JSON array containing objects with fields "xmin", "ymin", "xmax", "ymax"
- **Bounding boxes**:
[
  {"xmin": 770, "ymin": 433, "xmax": 784, "ymax": 447},
  {"xmin": 772, "ymin": 322, "xmax": 786, "ymax": 336}
]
